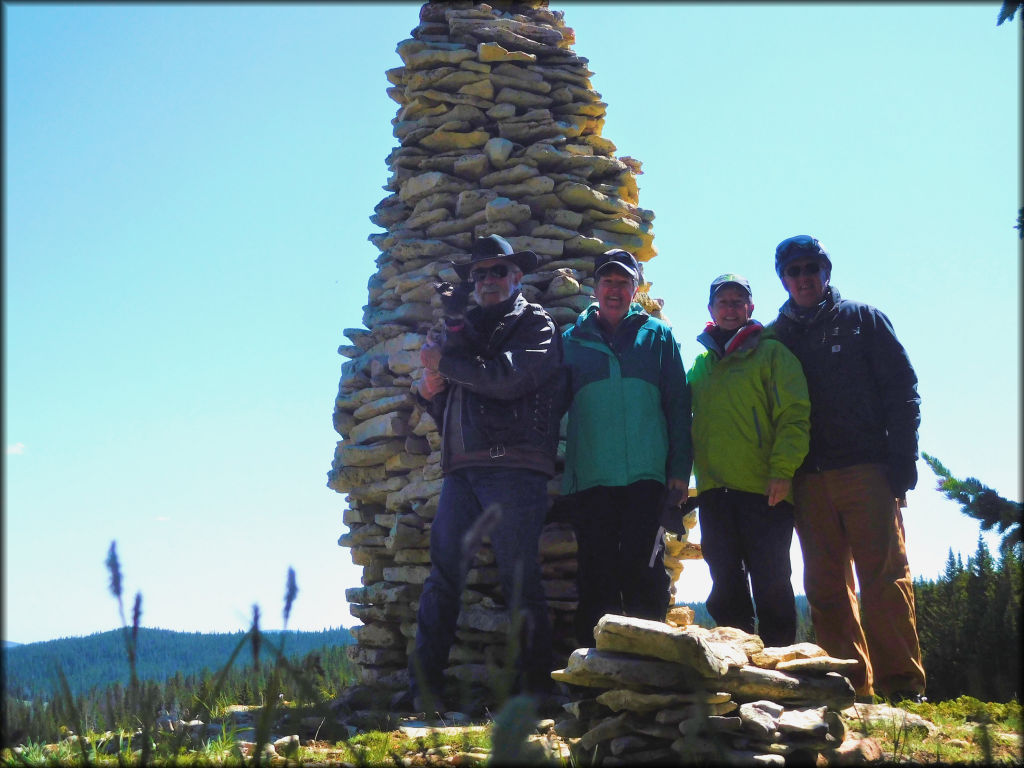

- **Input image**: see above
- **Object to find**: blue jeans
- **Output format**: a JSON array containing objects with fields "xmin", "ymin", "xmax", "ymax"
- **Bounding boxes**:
[
  {"xmin": 698, "ymin": 487, "xmax": 796, "ymax": 647},
  {"xmin": 409, "ymin": 467, "xmax": 553, "ymax": 702}
]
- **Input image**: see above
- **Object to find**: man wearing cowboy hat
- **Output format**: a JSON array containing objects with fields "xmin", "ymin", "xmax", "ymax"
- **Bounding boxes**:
[{"xmin": 404, "ymin": 234, "xmax": 564, "ymax": 713}]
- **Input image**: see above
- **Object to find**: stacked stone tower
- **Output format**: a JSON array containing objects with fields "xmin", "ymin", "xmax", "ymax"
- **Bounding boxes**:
[{"xmin": 328, "ymin": 0, "xmax": 700, "ymax": 702}]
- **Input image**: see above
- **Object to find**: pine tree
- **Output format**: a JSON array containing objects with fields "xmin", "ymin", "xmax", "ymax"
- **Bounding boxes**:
[{"xmin": 922, "ymin": 452, "xmax": 1022, "ymax": 556}]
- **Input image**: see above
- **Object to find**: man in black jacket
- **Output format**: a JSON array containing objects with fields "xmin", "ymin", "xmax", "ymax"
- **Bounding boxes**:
[
  {"xmin": 769, "ymin": 235, "xmax": 925, "ymax": 703},
  {"xmin": 405, "ymin": 234, "xmax": 562, "ymax": 712}
]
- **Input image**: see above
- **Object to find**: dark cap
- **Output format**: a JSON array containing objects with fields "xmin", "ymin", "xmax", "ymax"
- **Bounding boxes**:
[
  {"xmin": 452, "ymin": 234, "xmax": 539, "ymax": 281},
  {"xmin": 594, "ymin": 249, "xmax": 640, "ymax": 283},
  {"xmin": 709, "ymin": 273, "xmax": 752, "ymax": 304},
  {"xmin": 774, "ymin": 235, "xmax": 832, "ymax": 277}
]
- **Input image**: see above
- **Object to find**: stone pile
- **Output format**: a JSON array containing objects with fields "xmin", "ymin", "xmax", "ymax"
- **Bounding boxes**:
[
  {"xmin": 552, "ymin": 614, "xmax": 863, "ymax": 765},
  {"xmin": 327, "ymin": 0, "xmax": 703, "ymax": 702}
]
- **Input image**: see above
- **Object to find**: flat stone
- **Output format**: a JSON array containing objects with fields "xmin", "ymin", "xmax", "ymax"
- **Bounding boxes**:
[
  {"xmin": 426, "ymin": 210, "xmax": 488, "ymax": 237},
  {"xmin": 348, "ymin": 412, "xmax": 410, "ymax": 445},
  {"xmin": 346, "ymin": 646, "xmax": 406, "ymax": 666},
  {"xmin": 399, "ymin": 172, "xmax": 473, "ymax": 205},
  {"xmin": 665, "ymin": 606, "xmax": 695, "ymax": 627},
  {"xmin": 543, "ymin": 271, "xmax": 581, "ymax": 298},
  {"xmin": 595, "ymin": 689, "xmax": 732, "ymax": 713},
  {"xmin": 419, "ymin": 129, "xmax": 491, "ymax": 152},
  {"xmin": 353, "ymin": 393, "xmax": 415, "ymax": 421},
  {"xmin": 778, "ymin": 705, "xmax": 828, "ymax": 737},
  {"xmin": 478, "ymin": 41, "xmax": 536, "ymax": 63},
  {"xmin": 751, "ymin": 642, "xmax": 829, "ymax": 669},
  {"xmin": 654, "ymin": 699, "xmax": 737, "ymax": 723},
  {"xmin": 485, "ymin": 197, "xmax": 532, "ymax": 224},
  {"xmin": 538, "ymin": 523, "xmax": 576, "ymax": 557},
  {"xmin": 718, "ymin": 666, "xmax": 856, "ymax": 710},
  {"xmin": 362, "ymin": 302, "xmax": 436, "ymax": 328},
  {"xmin": 402, "ymin": 48, "xmax": 476, "ymax": 70},
  {"xmin": 530, "ymin": 223, "xmax": 577, "ymax": 240},
  {"xmin": 839, "ymin": 703, "xmax": 938, "ymax": 737},
  {"xmin": 579, "ymin": 712, "xmax": 630, "ymax": 751},
  {"xmin": 560, "ymin": 646, "xmax": 710, "ymax": 691},
  {"xmin": 546, "ymin": 294, "xmax": 593, "ymax": 313},
  {"xmin": 738, "ymin": 700, "xmax": 784, "ymax": 739},
  {"xmin": 556, "ymin": 181, "xmax": 633, "ymax": 215},
  {"xmin": 452, "ymin": 153, "xmax": 490, "ymax": 179},
  {"xmin": 504, "ymin": 234, "xmax": 562, "ymax": 257},
  {"xmin": 500, "ymin": 120, "xmax": 567, "ymax": 144},
  {"xmin": 594, "ymin": 615, "xmax": 730, "ymax": 678},
  {"xmin": 328, "ymin": 464, "xmax": 388, "ymax": 493},
  {"xmin": 480, "ymin": 163, "xmax": 539, "ymax": 187},
  {"xmin": 564, "ymin": 234, "xmax": 609, "ymax": 257},
  {"xmin": 457, "ymin": 604, "xmax": 510, "ymax": 634},
  {"xmin": 459, "ymin": 79, "xmax": 495, "ymax": 100},
  {"xmin": 491, "ymin": 176, "xmax": 556, "ymax": 198},
  {"xmin": 486, "ymin": 102, "xmax": 517, "ymax": 120},
  {"xmin": 546, "ymin": 305, "xmax": 583, "ymax": 327},
  {"xmin": 455, "ymin": 188, "xmax": 499, "ymax": 217},
  {"xmin": 385, "ymin": 452, "xmax": 427, "ymax": 472},
  {"xmin": 334, "ymin": 438, "xmax": 406, "ymax": 467},
  {"xmin": 776, "ymin": 656, "xmax": 860, "ymax": 674},
  {"xmin": 701, "ymin": 625, "xmax": 764, "ymax": 658},
  {"xmin": 382, "ymin": 564, "xmax": 432, "ymax": 584}
]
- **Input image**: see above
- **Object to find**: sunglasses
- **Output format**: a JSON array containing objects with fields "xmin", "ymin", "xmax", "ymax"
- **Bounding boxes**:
[
  {"xmin": 470, "ymin": 264, "xmax": 510, "ymax": 282},
  {"xmin": 784, "ymin": 263, "xmax": 823, "ymax": 278}
]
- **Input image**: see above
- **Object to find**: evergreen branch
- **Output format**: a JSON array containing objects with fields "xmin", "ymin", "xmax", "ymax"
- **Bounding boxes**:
[
  {"xmin": 997, "ymin": 1, "xmax": 1021, "ymax": 25},
  {"xmin": 922, "ymin": 452, "xmax": 1022, "ymax": 554}
]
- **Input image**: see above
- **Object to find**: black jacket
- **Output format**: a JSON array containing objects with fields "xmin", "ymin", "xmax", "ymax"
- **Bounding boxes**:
[
  {"xmin": 769, "ymin": 286, "xmax": 920, "ymax": 478},
  {"xmin": 424, "ymin": 291, "xmax": 564, "ymax": 477}
]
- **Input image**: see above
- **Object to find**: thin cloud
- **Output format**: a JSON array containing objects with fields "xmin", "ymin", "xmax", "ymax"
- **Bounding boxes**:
[{"xmin": 6, "ymin": 443, "xmax": 26, "ymax": 456}]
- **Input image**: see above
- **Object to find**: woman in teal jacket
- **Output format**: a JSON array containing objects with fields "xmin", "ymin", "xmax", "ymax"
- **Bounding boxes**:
[
  {"xmin": 689, "ymin": 274, "xmax": 809, "ymax": 646},
  {"xmin": 562, "ymin": 250, "xmax": 692, "ymax": 647}
]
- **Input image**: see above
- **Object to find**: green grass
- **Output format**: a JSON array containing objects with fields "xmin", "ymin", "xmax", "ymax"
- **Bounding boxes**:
[{"xmin": 851, "ymin": 696, "xmax": 1022, "ymax": 764}]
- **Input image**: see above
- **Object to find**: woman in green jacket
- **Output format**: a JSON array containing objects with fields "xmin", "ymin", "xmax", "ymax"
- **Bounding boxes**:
[
  {"xmin": 689, "ymin": 274, "xmax": 810, "ymax": 646},
  {"xmin": 562, "ymin": 250, "xmax": 692, "ymax": 647}
]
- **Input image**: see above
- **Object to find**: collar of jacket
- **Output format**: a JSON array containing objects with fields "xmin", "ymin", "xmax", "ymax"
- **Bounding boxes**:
[
  {"xmin": 573, "ymin": 301, "xmax": 650, "ymax": 342},
  {"xmin": 779, "ymin": 285, "xmax": 841, "ymax": 326},
  {"xmin": 466, "ymin": 290, "xmax": 526, "ymax": 331},
  {"xmin": 697, "ymin": 319, "xmax": 764, "ymax": 357}
]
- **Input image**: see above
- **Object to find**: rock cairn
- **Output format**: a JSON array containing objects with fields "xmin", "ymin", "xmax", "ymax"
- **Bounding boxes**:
[
  {"xmin": 552, "ymin": 614, "xmax": 863, "ymax": 765},
  {"xmin": 327, "ymin": 0, "xmax": 702, "ymax": 703}
]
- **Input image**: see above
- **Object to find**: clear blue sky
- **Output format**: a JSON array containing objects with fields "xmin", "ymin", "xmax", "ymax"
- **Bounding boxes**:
[{"xmin": 4, "ymin": 3, "xmax": 1020, "ymax": 645}]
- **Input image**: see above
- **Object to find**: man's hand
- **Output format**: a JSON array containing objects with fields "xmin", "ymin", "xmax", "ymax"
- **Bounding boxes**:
[
  {"xmin": 886, "ymin": 458, "xmax": 918, "ymax": 500},
  {"xmin": 667, "ymin": 477, "xmax": 688, "ymax": 492},
  {"xmin": 434, "ymin": 280, "xmax": 474, "ymax": 317},
  {"xmin": 767, "ymin": 477, "xmax": 791, "ymax": 507},
  {"xmin": 420, "ymin": 342, "xmax": 442, "ymax": 372},
  {"xmin": 417, "ymin": 367, "xmax": 446, "ymax": 400}
]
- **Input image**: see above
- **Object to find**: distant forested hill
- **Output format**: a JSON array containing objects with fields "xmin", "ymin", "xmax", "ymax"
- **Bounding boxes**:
[
  {"xmin": 679, "ymin": 596, "xmax": 816, "ymax": 642},
  {"xmin": 3, "ymin": 627, "xmax": 353, "ymax": 699}
]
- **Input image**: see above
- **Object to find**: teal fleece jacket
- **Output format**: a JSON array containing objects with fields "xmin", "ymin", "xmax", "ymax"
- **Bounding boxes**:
[
  {"xmin": 688, "ymin": 320, "xmax": 810, "ymax": 498},
  {"xmin": 561, "ymin": 302, "xmax": 693, "ymax": 494}
]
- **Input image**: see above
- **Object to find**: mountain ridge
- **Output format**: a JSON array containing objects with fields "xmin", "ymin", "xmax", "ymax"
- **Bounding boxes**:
[{"xmin": 3, "ymin": 626, "xmax": 354, "ymax": 699}]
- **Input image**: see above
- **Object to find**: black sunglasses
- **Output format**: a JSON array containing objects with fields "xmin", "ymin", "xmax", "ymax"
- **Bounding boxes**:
[
  {"xmin": 784, "ymin": 263, "xmax": 823, "ymax": 278},
  {"xmin": 470, "ymin": 264, "xmax": 510, "ymax": 281}
]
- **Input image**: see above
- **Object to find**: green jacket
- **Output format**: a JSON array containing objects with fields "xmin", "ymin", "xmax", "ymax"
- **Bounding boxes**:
[
  {"xmin": 688, "ymin": 320, "xmax": 810, "ymax": 498},
  {"xmin": 561, "ymin": 302, "xmax": 692, "ymax": 494}
]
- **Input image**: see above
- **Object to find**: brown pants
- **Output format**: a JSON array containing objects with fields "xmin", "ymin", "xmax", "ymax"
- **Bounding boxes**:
[{"xmin": 793, "ymin": 463, "xmax": 926, "ymax": 698}]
